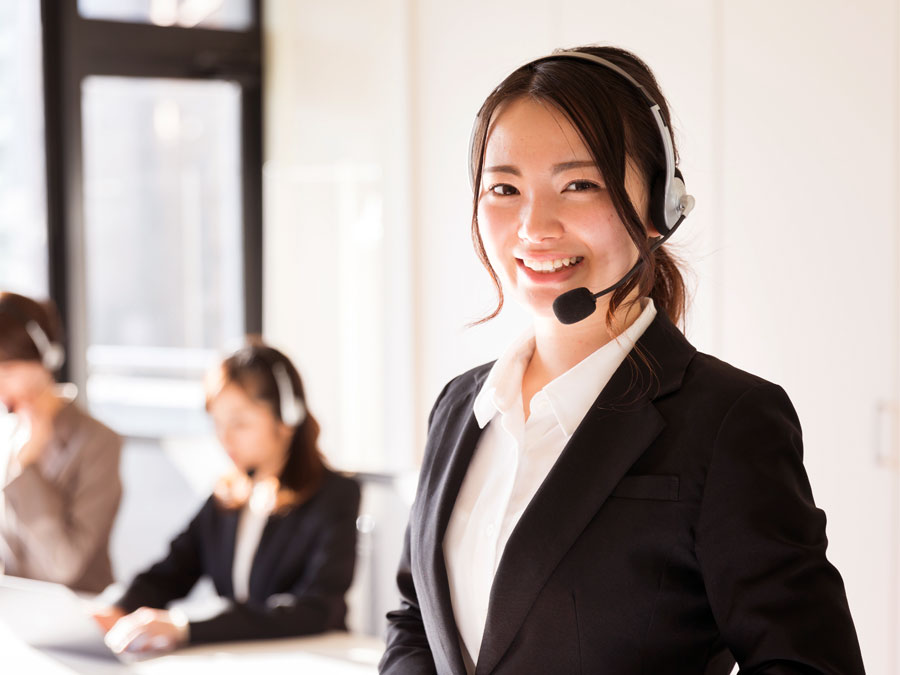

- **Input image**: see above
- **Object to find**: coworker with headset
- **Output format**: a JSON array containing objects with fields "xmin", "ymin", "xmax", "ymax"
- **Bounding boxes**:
[
  {"xmin": 380, "ymin": 46, "xmax": 864, "ymax": 674},
  {"xmin": 0, "ymin": 292, "xmax": 123, "ymax": 593},
  {"xmin": 94, "ymin": 341, "xmax": 360, "ymax": 654}
]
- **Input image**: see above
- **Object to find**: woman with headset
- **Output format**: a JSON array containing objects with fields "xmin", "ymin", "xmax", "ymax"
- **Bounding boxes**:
[
  {"xmin": 0, "ymin": 292, "xmax": 122, "ymax": 593},
  {"xmin": 94, "ymin": 342, "xmax": 360, "ymax": 654},
  {"xmin": 380, "ymin": 47, "xmax": 864, "ymax": 674}
]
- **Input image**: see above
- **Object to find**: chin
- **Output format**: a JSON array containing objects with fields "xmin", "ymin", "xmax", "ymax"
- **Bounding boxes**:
[{"xmin": 516, "ymin": 289, "xmax": 565, "ymax": 319}]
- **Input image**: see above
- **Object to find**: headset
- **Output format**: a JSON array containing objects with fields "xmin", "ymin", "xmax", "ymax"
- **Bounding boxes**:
[
  {"xmin": 468, "ymin": 49, "xmax": 697, "ymax": 324},
  {"xmin": 0, "ymin": 302, "xmax": 66, "ymax": 371}
]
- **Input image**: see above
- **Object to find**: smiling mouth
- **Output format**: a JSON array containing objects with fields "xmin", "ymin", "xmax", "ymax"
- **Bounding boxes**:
[{"xmin": 520, "ymin": 256, "xmax": 583, "ymax": 273}]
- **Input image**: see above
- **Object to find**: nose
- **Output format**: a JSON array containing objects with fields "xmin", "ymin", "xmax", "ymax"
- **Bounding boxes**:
[{"xmin": 516, "ymin": 193, "xmax": 563, "ymax": 243}]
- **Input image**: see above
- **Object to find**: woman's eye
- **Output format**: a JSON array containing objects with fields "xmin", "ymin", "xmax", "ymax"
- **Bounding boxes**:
[
  {"xmin": 564, "ymin": 180, "xmax": 600, "ymax": 192},
  {"xmin": 489, "ymin": 183, "xmax": 518, "ymax": 196}
]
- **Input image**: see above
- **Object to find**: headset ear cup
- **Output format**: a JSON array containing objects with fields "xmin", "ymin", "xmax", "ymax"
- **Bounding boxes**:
[
  {"xmin": 43, "ymin": 344, "xmax": 65, "ymax": 372},
  {"xmin": 649, "ymin": 168, "xmax": 687, "ymax": 236},
  {"xmin": 649, "ymin": 171, "xmax": 670, "ymax": 236}
]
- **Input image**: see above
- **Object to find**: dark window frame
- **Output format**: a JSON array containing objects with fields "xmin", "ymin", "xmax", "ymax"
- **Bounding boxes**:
[{"xmin": 40, "ymin": 0, "xmax": 263, "ymax": 383}]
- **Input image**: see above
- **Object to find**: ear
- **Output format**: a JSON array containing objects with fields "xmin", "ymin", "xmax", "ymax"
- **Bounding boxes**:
[{"xmin": 277, "ymin": 421, "xmax": 294, "ymax": 442}]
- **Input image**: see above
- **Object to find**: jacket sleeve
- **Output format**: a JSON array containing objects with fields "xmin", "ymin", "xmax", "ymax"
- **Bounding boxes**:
[
  {"xmin": 695, "ymin": 382, "xmax": 865, "ymax": 674},
  {"xmin": 379, "ymin": 380, "xmax": 456, "ymax": 674},
  {"xmin": 187, "ymin": 477, "xmax": 361, "ymax": 644},
  {"xmin": 2, "ymin": 424, "xmax": 122, "ymax": 587},
  {"xmin": 115, "ymin": 500, "xmax": 210, "ymax": 612}
]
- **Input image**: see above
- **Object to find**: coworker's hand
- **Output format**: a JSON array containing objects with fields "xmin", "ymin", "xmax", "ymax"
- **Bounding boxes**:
[
  {"xmin": 92, "ymin": 605, "xmax": 126, "ymax": 632},
  {"xmin": 104, "ymin": 607, "xmax": 189, "ymax": 655},
  {"xmin": 14, "ymin": 413, "xmax": 53, "ymax": 470}
]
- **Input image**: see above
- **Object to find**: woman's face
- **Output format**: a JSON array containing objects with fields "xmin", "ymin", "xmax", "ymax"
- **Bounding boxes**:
[
  {"xmin": 477, "ymin": 97, "xmax": 649, "ymax": 320},
  {"xmin": 208, "ymin": 383, "xmax": 292, "ymax": 475},
  {"xmin": 0, "ymin": 360, "xmax": 52, "ymax": 413}
]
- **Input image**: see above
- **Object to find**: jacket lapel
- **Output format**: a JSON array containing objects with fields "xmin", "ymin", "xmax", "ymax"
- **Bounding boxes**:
[
  {"xmin": 475, "ymin": 311, "xmax": 696, "ymax": 674},
  {"xmin": 248, "ymin": 511, "xmax": 288, "ymax": 599},
  {"xmin": 217, "ymin": 508, "xmax": 239, "ymax": 598},
  {"xmin": 415, "ymin": 367, "xmax": 491, "ymax": 675}
]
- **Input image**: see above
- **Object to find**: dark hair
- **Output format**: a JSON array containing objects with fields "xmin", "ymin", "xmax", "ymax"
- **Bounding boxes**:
[
  {"xmin": 207, "ymin": 340, "xmax": 326, "ymax": 510},
  {"xmin": 469, "ymin": 45, "xmax": 686, "ymax": 330},
  {"xmin": 0, "ymin": 292, "xmax": 63, "ymax": 364}
]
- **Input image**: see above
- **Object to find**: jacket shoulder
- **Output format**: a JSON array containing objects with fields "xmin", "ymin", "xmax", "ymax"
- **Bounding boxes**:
[
  {"xmin": 666, "ymin": 350, "xmax": 799, "ymax": 441},
  {"xmin": 67, "ymin": 402, "xmax": 123, "ymax": 453},
  {"xmin": 441, "ymin": 361, "xmax": 494, "ymax": 399},
  {"xmin": 684, "ymin": 351, "xmax": 784, "ymax": 399},
  {"xmin": 429, "ymin": 361, "xmax": 494, "ymax": 418}
]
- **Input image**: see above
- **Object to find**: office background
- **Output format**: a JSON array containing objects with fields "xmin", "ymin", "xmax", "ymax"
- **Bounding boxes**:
[{"xmin": 1, "ymin": 1, "xmax": 898, "ymax": 673}]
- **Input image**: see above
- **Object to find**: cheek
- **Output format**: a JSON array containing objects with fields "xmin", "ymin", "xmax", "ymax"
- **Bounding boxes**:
[
  {"xmin": 581, "ymin": 208, "xmax": 634, "ymax": 258},
  {"xmin": 477, "ymin": 204, "xmax": 516, "ymax": 268},
  {"xmin": 235, "ymin": 427, "xmax": 267, "ymax": 453},
  {"xmin": 0, "ymin": 375, "xmax": 32, "ymax": 402}
]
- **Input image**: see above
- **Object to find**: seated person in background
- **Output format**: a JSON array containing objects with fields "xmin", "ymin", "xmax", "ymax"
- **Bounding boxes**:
[
  {"xmin": 95, "ymin": 341, "xmax": 361, "ymax": 654},
  {"xmin": 0, "ymin": 292, "xmax": 122, "ymax": 593}
]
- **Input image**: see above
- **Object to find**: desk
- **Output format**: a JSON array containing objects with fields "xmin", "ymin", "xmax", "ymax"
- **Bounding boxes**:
[{"xmin": 2, "ymin": 627, "xmax": 384, "ymax": 674}]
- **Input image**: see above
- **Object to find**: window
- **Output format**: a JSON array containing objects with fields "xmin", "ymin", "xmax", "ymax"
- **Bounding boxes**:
[
  {"xmin": 42, "ymin": 0, "xmax": 261, "ymax": 437},
  {"xmin": 78, "ymin": 0, "xmax": 252, "ymax": 31},
  {"xmin": 0, "ymin": 1, "xmax": 48, "ymax": 297},
  {"xmin": 81, "ymin": 77, "xmax": 244, "ymax": 436}
]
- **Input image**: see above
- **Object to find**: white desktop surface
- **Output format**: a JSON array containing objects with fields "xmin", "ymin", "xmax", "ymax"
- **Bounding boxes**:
[{"xmin": 1, "ymin": 625, "xmax": 384, "ymax": 674}]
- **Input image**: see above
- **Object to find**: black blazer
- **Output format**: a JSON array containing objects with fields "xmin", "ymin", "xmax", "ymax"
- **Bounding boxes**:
[
  {"xmin": 117, "ymin": 469, "xmax": 360, "ymax": 644},
  {"xmin": 380, "ymin": 312, "xmax": 864, "ymax": 674}
]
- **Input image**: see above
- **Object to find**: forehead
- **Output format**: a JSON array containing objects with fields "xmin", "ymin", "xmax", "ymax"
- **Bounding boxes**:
[
  {"xmin": 484, "ymin": 97, "xmax": 590, "ymax": 163},
  {"xmin": 0, "ymin": 360, "xmax": 43, "ymax": 378},
  {"xmin": 209, "ymin": 382, "xmax": 265, "ymax": 416}
]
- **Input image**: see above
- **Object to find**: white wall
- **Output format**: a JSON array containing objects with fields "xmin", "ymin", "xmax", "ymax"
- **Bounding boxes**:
[
  {"xmin": 265, "ymin": 0, "xmax": 900, "ymax": 669},
  {"xmin": 264, "ymin": 0, "xmax": 415, "ymax": 472}
]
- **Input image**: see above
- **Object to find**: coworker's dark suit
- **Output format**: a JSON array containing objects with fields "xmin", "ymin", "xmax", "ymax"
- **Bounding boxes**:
[
  {"xmin": 116, "ymin": 469, "xmax": 360, "ymax": 644},
  {"xmin": 380, "ymin": 312, "xmax": 864, "ymax": 674}
]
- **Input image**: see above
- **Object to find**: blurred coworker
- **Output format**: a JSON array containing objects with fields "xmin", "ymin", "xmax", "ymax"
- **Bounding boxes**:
[
  {"xmin": 95, "ymin": 342, "xmax": 360, "ymax": 654},
  {"xmin": 0, "ymin": 292, "xmax": 122, "ymax": 592}
]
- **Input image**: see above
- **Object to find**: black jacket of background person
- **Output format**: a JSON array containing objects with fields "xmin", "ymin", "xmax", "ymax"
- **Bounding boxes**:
[
  {"xmin": 117, "ymin": 468, "xmax": 360, "ymax": 644},
  {"xmin": 379, "ymin": 310, "xmax": 865, "ymax": 674}
]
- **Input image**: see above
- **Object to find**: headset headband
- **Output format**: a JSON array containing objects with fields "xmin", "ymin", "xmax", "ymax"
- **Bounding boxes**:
[{"xmin": 271, "ymin": 360, "xmax": 306, "ymax": 427}]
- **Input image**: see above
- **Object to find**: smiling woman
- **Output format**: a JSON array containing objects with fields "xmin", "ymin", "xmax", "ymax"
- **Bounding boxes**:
[
  {"xmin": 469, "ymin": 50, "xmax": 688, "ymax": 339},
  {"xmin": 379, "ymin": 46, "xmax": 865, "ymax": 675},
  {"xmin": 478, "ymin": 98, "xmax": 649, "ymax": 326}
]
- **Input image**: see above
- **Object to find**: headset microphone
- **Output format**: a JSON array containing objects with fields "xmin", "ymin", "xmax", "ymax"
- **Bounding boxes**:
[
  {"xmin": 551, "ymin": 221, "xmax": 683, "ymax": 325},
  {"xmin": 553, "ymin": 276, "xmax": 635, "ymax": 326}
]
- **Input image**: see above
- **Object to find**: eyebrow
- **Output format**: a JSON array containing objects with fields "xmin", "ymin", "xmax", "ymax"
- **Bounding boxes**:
[{"xmin": 483, "ymin": 160, "xmax": 598, "ymax": 176}]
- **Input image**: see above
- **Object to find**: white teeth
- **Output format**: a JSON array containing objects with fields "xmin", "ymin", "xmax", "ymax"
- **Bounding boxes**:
[{"xmin": 522, "ymin": 256, "xmax": 582, "ymax": 272}]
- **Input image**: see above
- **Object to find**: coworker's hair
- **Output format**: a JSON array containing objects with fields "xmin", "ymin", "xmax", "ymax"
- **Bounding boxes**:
[
  {"xmin": 206, "ymin": 340, "xmax": 326, "ymax": 511},
  {"xmin": 0, "ymin": 292, "xmax": 63, "ymax": 364},
  {"xmin": 469, "ymin": 45, "xmax": 687, "ymax": 330}
]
